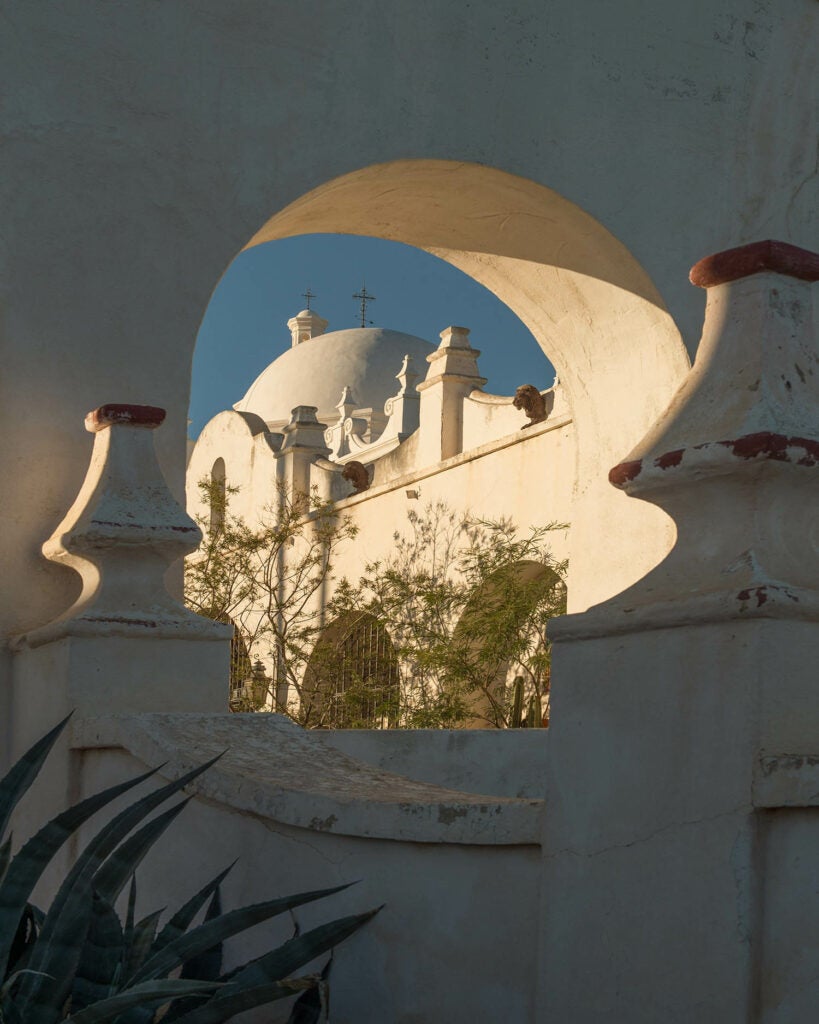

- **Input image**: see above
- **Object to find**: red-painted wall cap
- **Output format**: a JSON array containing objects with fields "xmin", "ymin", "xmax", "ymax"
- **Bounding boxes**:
[
  {"xmin": 85, "ymin": 404, "xmax": 167, "ymax": 432},
  {"xmin": 690, "ymin": 240, "xmax": 819, "ymax": 288}
]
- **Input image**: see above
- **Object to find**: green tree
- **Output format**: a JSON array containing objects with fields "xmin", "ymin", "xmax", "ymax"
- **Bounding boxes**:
[
  {"xmin": 329, "ymin": 502, "xmax": 567, "ymax": 728},
  {"xmin": 184, "ymin": 478, "xmax": 358, "ymax": 721}
]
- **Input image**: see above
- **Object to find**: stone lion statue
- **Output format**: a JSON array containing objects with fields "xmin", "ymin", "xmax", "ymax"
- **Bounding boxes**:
[
  {"xmin": 513, "ymin": 384, "xmax": 547, "ymax": 427},
  {"xmin": 341, "ymin": 460, "xmax": 370, "ymax": 493}
]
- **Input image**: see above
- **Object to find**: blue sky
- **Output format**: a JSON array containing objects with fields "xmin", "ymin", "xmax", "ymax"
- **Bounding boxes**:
[{"xmin": 189, "ymin": 234, "xmax": 555, "ymax": 438}]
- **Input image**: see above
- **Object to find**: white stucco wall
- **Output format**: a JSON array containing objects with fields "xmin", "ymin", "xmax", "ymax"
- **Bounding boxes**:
[{"xmin": 2, "ymin": 0, "xmax": 815, "ymax": 649}]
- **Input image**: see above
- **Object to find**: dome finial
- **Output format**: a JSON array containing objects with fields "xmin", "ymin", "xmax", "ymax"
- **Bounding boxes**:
[
  {"xmin": 302, "ymin": 286, "xmax": 316, "ymax": 310},
  {"xmin": 352, "ymin": 282, "xmax": 376, "ymax": 327},
  {"xmin": 287, "ymin": 305, "xmax": 328, "ymax": 347}
]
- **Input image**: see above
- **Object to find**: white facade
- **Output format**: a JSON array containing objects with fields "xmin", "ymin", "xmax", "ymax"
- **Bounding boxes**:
[
  {"xmin": 2, "ymin": 3, "xmax": 818, "ymax": 1021},
  {"xmin": 187, "ymin": 308, "xmax": 573, "ymax": 720}
]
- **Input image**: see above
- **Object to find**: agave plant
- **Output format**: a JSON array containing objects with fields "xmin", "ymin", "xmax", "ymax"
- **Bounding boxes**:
[{"xmin": 0, "ymin": 715, "xmax": 378, "ymax": 1023}]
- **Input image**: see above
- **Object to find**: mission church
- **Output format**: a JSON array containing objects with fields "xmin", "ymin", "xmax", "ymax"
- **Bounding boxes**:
[{"xmin": 186, "ymin": 290, "xmax": 574, "ymax": 723}]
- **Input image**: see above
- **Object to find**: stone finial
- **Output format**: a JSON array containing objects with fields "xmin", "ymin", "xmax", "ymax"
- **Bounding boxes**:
[
  {"xmin": 325, "ymin": 387, "xmax": 359, "ymax": 459},
  {"xmin": 17, "ymin": 404, "xmax": 230, "ymax": 646},
  {"xmin": 591, "ymin": 240, "xmax": 819, "ymax": 634},
  {"xmin": 394, "ymin": 354, "xmax": 420, "ymax": 397},
  {"xmin": 419, "ymin": 326, "xmax": 487, "ymax": 388},
  {"xmin": 512, "ymin": 385, "xmax": 548, "ymax": 427},
  {"xmin": 382, "ymin": 354, "xmax": 421, "ymax": 442},
  {"xmin": 280, "ymin": 406, "xmax": 330, "ymax": 452},
  {"xmin": 336, "ymin": 385, "xmax": 357, "ymax": 420},
  {"xmin": 341, "ymin": 460, "xmax": 371, "ymax": 494},
  {"xmin": 287, "ymin": 308, "xmax": 329, "ymax": 347}
]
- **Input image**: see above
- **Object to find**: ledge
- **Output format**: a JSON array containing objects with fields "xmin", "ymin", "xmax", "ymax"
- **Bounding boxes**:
[
  {"xmin": 754, "ymin": 754, "xmax": 819, "ymax": 808},
  {"xmin": 88, "ymin": 713, "xmax": 544, "ymax": 846},
  {"xmin": 330, "ymin": 411, "xmax": 572, "ymax": 512}
]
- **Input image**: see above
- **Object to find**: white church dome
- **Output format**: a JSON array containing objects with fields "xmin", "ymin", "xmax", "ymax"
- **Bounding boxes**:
[{"xmin": 234, "ymin": 318, "xmax": 435, "ymax": 428}]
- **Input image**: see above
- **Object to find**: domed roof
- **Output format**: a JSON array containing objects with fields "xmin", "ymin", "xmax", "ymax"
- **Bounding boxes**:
[{"xmin": 234, "ymin": 326, "xmax": 435, "ymax": 427}]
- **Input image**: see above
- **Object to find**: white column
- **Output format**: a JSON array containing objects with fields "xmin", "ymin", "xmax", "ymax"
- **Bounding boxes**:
[
  {"xmin": 417, "ymin": 326, "xmax": 486, "ymax": 463},
  {"xmin": 540, "ymin": 241, "xmax": 819, "ymax": 1022}
]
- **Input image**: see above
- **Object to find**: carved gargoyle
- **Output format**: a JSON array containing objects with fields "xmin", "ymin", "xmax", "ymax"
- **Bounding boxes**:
[
  {"xmin": 342, "ymin": 460, "xmax": 370, "ymax": 493},
  {"xmin": 513, "ymin": 384, "xmax": 548, "ymax": 428}
]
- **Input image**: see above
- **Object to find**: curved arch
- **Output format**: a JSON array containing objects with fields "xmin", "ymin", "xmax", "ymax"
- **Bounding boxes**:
[
  {"xmin": 241, "ymin": 160, "xmax": 691, "ymax": 611},
  {"xmin": 304, "ymin": 611, "xmax": 401, "ymax": 729},
  {"xmin": 452, "ymin": 559, "xmax": 566, "ymax": 728}
]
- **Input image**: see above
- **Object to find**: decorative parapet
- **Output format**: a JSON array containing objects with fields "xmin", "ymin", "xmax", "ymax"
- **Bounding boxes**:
[
  {"xmin": 13, "ymin": 404, "xmax": 230, "ymax": 647},
  {"xmin": 554, "ymin": 240, "xmax": 819, "ymax": 640},
  {"xmin": 383, "ymin": 354, "xmax": 421, "ymax": 439},
  {"xmin": 278, "ymin": 405, "xmax": 331, "ymax": 498},
  {"xmin": 324, "ymin": 386, "xmax": 367, "ymax": 460},
  {"xmin": 417, "ymin": 326, "xmax": 488, "ymax": 462},
  {"xmin": 325, "ymin": 355, "xmax": 423, "ymax": 466}
]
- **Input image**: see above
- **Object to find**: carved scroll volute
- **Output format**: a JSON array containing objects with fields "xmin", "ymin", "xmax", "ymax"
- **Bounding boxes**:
[{"xmin": 27, "ymin": 404, "xmax": 228, "ymax": 643}]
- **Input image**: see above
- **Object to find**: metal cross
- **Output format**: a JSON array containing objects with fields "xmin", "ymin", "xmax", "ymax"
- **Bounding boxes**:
[
  {"xmin": 352, "ymin": 283, "xmax": 376, "ymax": 327},
  {"xmin": 302, "ymin": 287, "xmax": 315, "ymax": 310}
]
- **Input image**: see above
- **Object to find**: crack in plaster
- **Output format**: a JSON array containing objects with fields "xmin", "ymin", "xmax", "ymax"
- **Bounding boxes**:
[{"xmin": 545, "ymin": 802, "xmax": 751, "ymax": 861}]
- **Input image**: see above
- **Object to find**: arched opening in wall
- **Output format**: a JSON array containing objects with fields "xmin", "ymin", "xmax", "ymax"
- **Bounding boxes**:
[
  {"xmin": 303, "ymin": 613, "xmax": 401, "ymax": 729},
  {"xmin": 182, "ymin": 161, "xmax": 689, "ymax": 729},
  {"xmin": 188, "ymin": 160, "xmax": 689, "ymax": 622},
  {"xmin": 451, "ymin": 561, "xmax": 567, "ymax": 729}
]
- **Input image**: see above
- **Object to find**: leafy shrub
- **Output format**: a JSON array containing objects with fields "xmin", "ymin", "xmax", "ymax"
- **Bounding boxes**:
[{"xmin": 0, "ymin": 715, "xmax": 378, "ymax": 1023}]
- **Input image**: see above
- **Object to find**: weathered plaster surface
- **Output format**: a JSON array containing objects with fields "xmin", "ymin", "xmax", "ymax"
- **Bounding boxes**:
[
  {"xmin": 76, "ymin": 745, "xmax": 540, "ymax": 1024},
  {"xmin": 112, "ymin": 712, "xmax": 543, "ymax": 844}
]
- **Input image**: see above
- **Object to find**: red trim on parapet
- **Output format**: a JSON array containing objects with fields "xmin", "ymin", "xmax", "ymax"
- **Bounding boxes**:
[
  {"xmin": 690, "ymin": 240, "xmax": 819, "ymax": 288},
  {"xmin": 85, "ymin": 404, "xmax": 167, "ymax": 432},
  {"xmin": 609, "ymin": 432, "xmax": 819, "ymax": 489},
  {"xmin": 608, "ymin": 460, "xmax": 643, "ymax": 487}
]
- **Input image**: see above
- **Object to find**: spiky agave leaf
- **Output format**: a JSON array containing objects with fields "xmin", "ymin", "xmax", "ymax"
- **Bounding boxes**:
[
  {"xmin": 69, "ymin": 892, "xmax": 124, "ymax": 1011},
  {"xmin": 179, "ymin": 885, "xmax": 224, "ymax": 983},
  {"xmin": 64, "ymin": 979, "xmax": 224, "ymax": 1024},
  {"xmin": 0, "ymin": 837, "xmax": 12, "ymax": 885},
  {"xmin": 6, "ymin": 903, "xmax": 38, "ymax": 977},
  {"xmin": 128, "ymin": 884, "xmax": 353, "ymax": 989},
  {"xmin": 0, "ymin": 714, "xmax": 72, "ymax": 843},
  {"xmin": 124, "ymin": 908, "xmax": 164, "ymax": 983},
  {"xmin": 0, "ymin": 767, "xmax": 159, "ymax": 979},
  {"xmin": 171, "ymin": 908, "xmax": 381, "ymax": 1024},
  {"xmin": 12, "ymin": 756, "xmax": 223, "ymax": 1021},
  {"xmin": 286, "ymin": 957, "xmax": 332, "ymax": 1024},
  {"xmin": 117, "ymin": 867, "xmax": 239, "ymax": 1024},
  {"xmin": 92, "ymin": 800, "xmax": 190, "ymax": 907},
  {"xmin": 150, "ymin": 862, "xmax": 236, "ymax": 958},
  {"xmin": 160, "ymin": 885, "xmax": 225, "ymax": 1024}
]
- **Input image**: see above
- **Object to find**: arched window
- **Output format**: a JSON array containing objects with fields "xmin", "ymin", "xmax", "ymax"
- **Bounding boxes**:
[
  {"xmin": 305, "ymin": 613, "xmax": 400, "ymax": 729},
  {"xmin": 209, "ymin": 457, "xmax": 226, "ymax": 532},
  {"xmin": 452, "ymin": 561, "xmax": 566, "ymax": 729}
]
